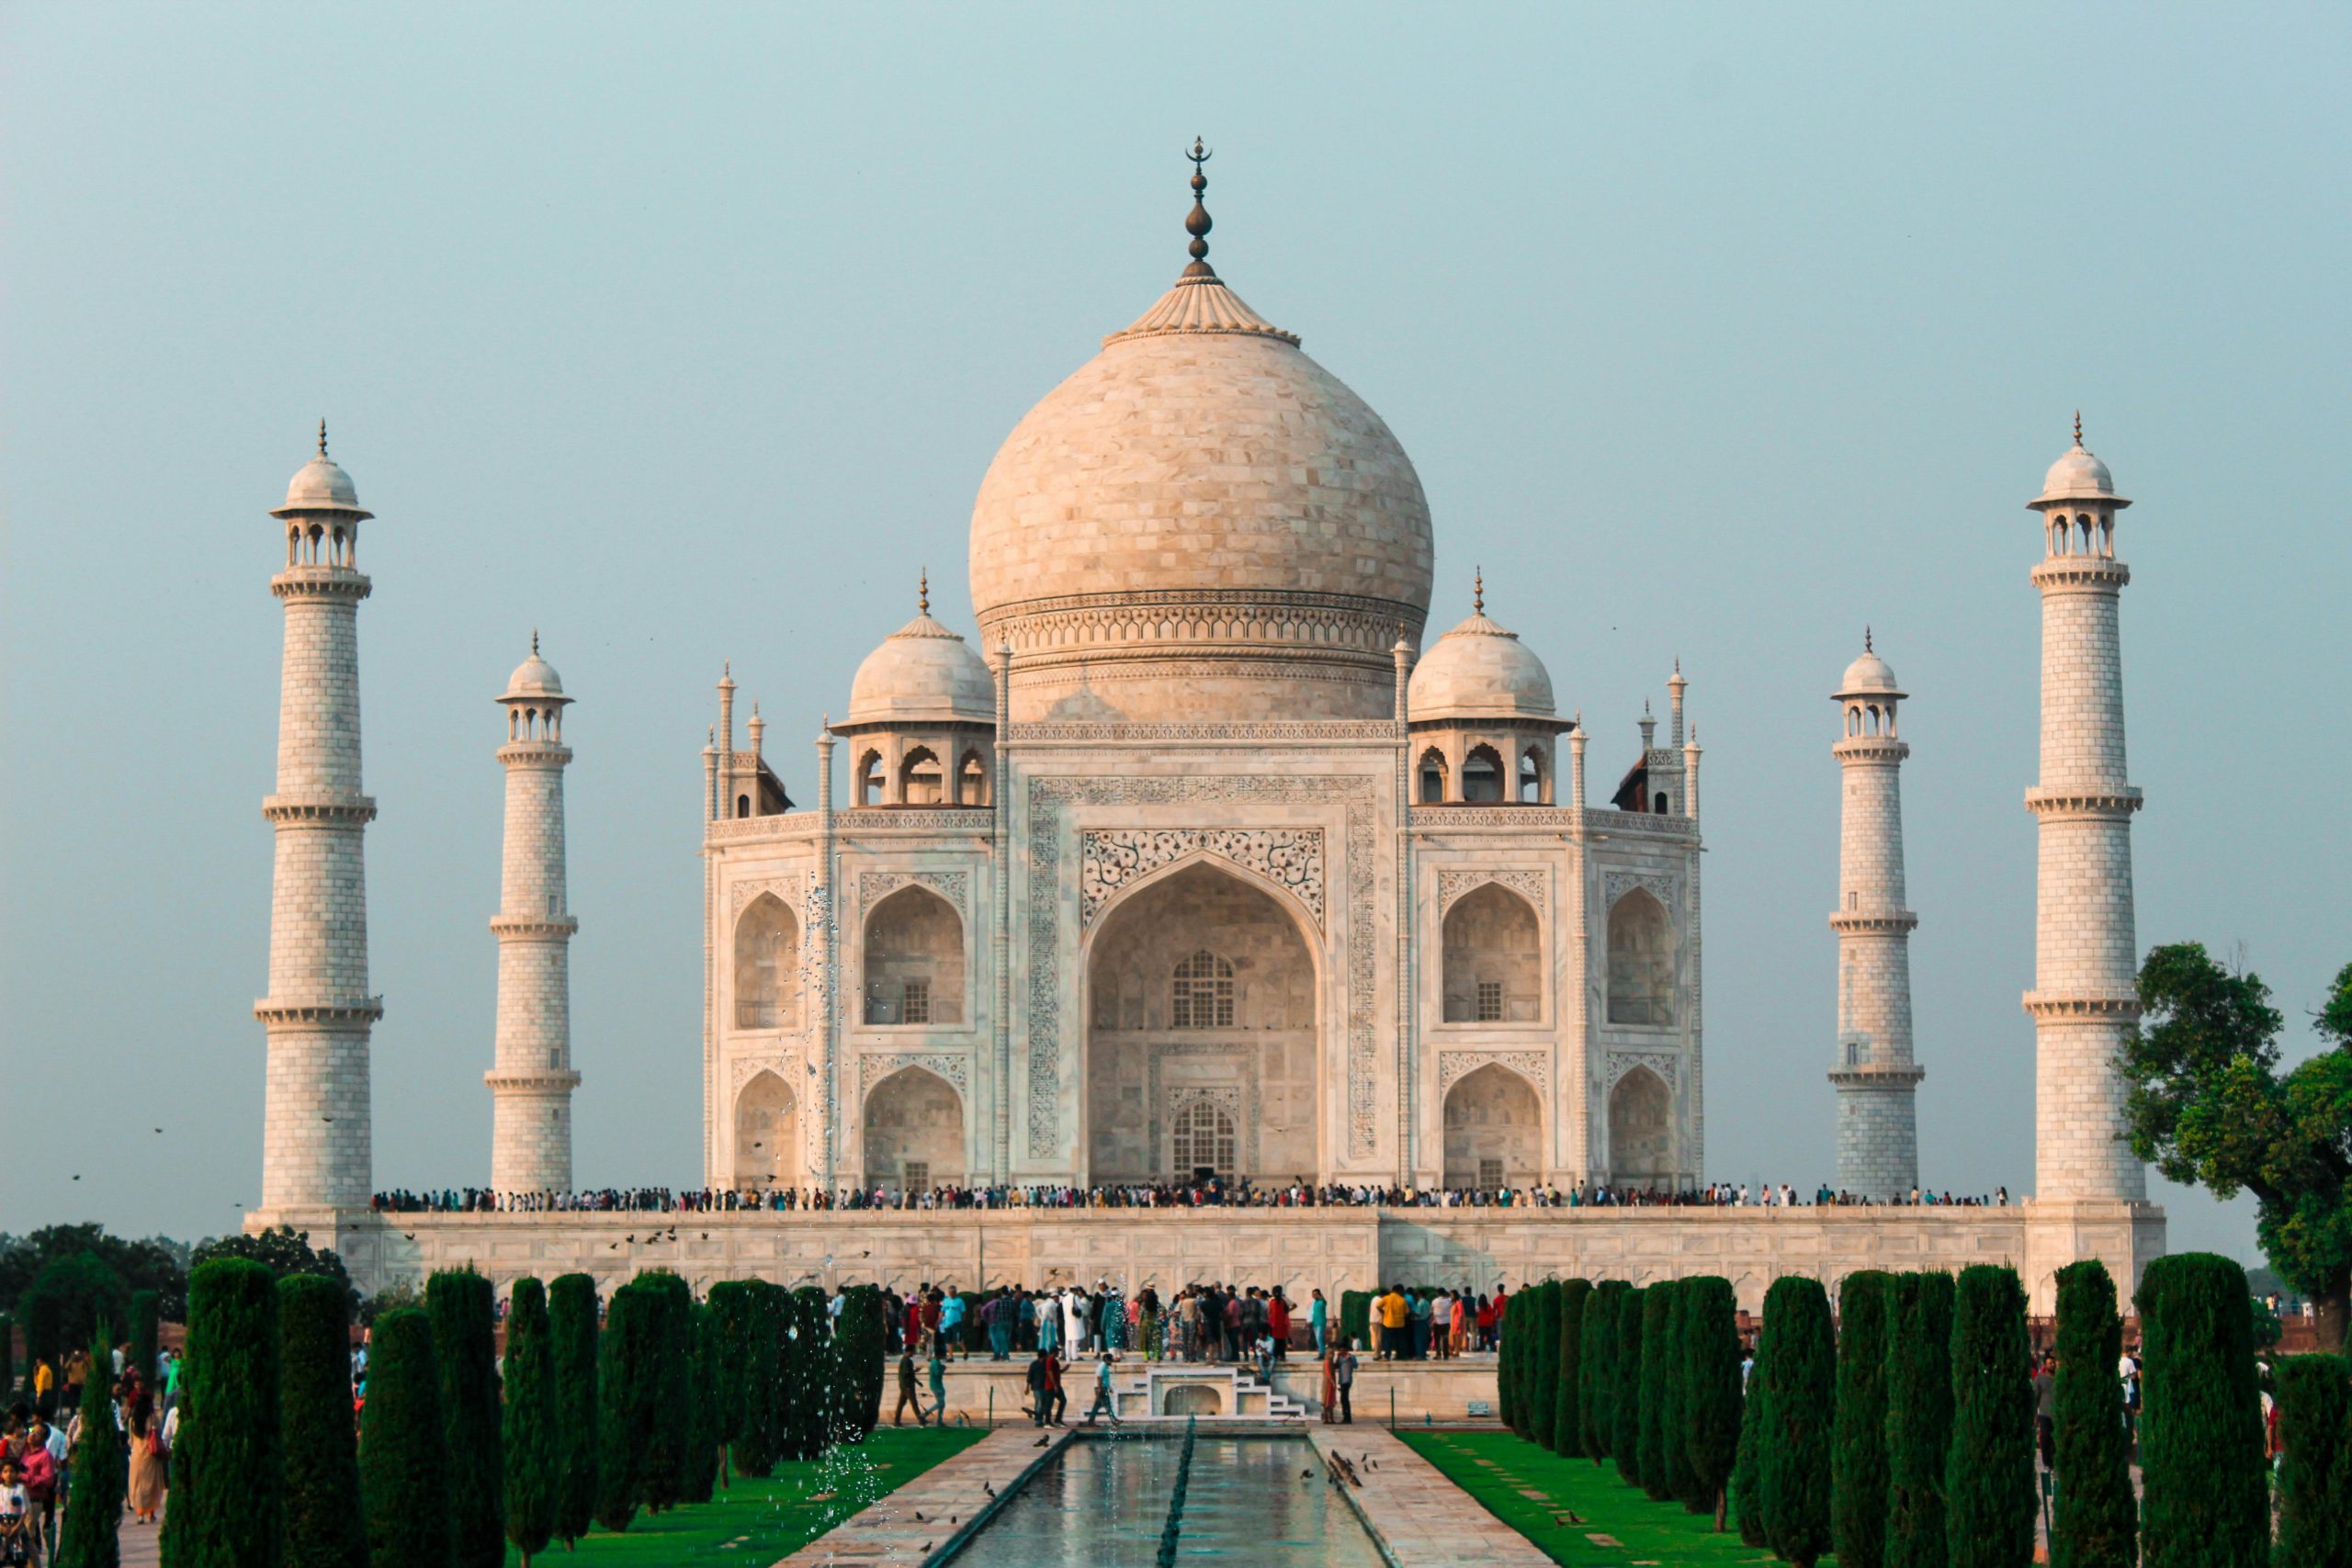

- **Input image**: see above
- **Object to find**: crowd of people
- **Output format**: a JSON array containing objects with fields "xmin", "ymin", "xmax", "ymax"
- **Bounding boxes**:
[
  {"xmin": 372, "ymin": 1176, "xmax": 2016, "ymax": 1215},
  {"xmin": 1, "ymin": 1341, "xmax": 177, "ymax": 1564}
]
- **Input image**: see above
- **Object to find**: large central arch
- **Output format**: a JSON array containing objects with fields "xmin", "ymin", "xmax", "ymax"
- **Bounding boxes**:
[{"xmin": 1084, "ymin": 860, "xmax": 1319, "ymax": 1184}]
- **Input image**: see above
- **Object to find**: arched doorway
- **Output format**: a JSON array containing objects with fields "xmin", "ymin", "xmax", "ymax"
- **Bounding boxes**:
[
  {"xmin": 733, "ymin": 894, "xmax": 800, "ymax": 1030},
  {"xmin": 733, "ymin": 1071, "xmax": 798, "ymax": 1189},
  {"xmin": 1607, "ymin": 1066, "xmax": 1673, "ymax": 1185},
  {"xmin": 1441, "ymin": 883, "xmax": 1541, "ymax": 1023},
  {"xmin": 860, "ymin": 1066, "xmax": 966, "ymax": 1192},
  {"xmin": 863, "ymin": 886, "xmax": 965, "ymax": 1025},
  {"xmin": 1442, "ymin": 1063, "xmax": 1542, "ymax": 1190},
  {"xmin": 1085, "ymin": 861, "xmax": 1318, "ymax": 1184}
]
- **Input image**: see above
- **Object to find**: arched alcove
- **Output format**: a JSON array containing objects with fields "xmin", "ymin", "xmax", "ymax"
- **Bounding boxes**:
[
  {"xmin": 1085, "ymin": 861, "xmax": 1317, "ymax": 1183},
  {"xmin": 1607, "ymin": 1066, "xmax": 1673, "ymax": 1183},
  {"xmin": 1605, "ymin": 888, "xmax": 1674, "ymax": 1026},
  {"xmin": 734, "ymin": 894, "xmax": 801, "ymax": 1030},
  {"xmin": 1442, "ymin": 884, "xmax": 1541, "ymax": 1023},
  {"xmin": 1442, "ymin": 1063, "xmax": 1542, "ymax": 1189},
  {"xmin": 1461, "ymin": 744, "xmax": 1504, "ymax": 803},
  {"xmin": 733, "ymin": 1071, "xmax": 798, "ymax": 1188},
  {"xmin": 899, "ymin": 746, "xmax": 944, "ymax": 805},
  {"xmin": 860, "ymin": 1066, "xmax": 966, "ymax": 1191},
  {"xmin": 863, "ymin": 886, "xmax": 964, "ymax": 1025}
]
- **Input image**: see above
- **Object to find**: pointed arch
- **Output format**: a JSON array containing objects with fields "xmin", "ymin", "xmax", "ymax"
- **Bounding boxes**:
[
  {"xmin": 1461, "ymin": 743, "xmax": 1505, "ymax": 803},
  {"xmin": 1606, "ymin": 887, "xmax": 1675, "ymax": 1026},
  {"xmin": 1607, "ymin": 1064, "xmax": 1673, "ymax": 1183},
  {"xmin": 732, "ymin": 1069, "xmax": 799, "ymax": 1188},
  {"xmin": 1442, "ymin": 1061, "xmax": 1542, "ymax": 1189},
  {"xmin": 863, "ymin": 884, "xmax": 964, "ymax": 1025},
  {"xmin": 1442, "ymin": 882, "xmax": 1542, "ymax": 1023},
  {"xmin": 957, "ymin": 750, "xmax": 989, "ymax": 807},
  {"xmin": 735, "ymin": 893, "xmax": 802, "ymax": 1029},
  {"xmin": 856, "ymin": 749, "xmax": 885, "ymax": 807},
  {"xmin": 1418, "ymin": 747, "xmax": 1449, "ymax": 804},
  {"xmin": 899, "ymin": 745, "xmax": 944, "ymax": 806},
  {"xmin": 859, "ymin": 1064, "xmax": 965, "ymax": 1190}
]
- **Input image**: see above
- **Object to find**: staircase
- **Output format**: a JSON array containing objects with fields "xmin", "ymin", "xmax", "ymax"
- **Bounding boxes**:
[{"xmin": 1106, "ymin": 1361, "xmax": 1310, "ymax": 1423}]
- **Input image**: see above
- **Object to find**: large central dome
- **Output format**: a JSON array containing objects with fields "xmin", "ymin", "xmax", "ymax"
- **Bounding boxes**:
[{"xmin": 969, "ymin": 165, "xmax": 1433, "ymax": 723}]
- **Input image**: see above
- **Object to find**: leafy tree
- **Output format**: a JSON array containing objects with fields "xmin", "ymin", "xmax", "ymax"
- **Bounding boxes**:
[
  {"xmin": 2134, "ymin": 1252, "xmax": 2267, "ymax": 1568},
  {"xmin": 0, "ymin": 1225, "xmax": 187, "ymax": 1322},
  {"xmin": 2272, "ymin": 1352, "xmax": 2352, "ymax": 1568},
  {"xmin": 1551, "ymin": 1279, "xmax": 1590, "ymax": 1458},
  {"xmin": 356, "ymin": 1308, "xmax": 453, "ymax": 1568},
  {"xmin": 279, "ymin": 1275, "xmax": 367, "ymax": 1568},
  {"xmin": 1832, "ymin": 1270, "xmax": 1896, "ymax": 1568},
  {"xmin": 1884, "ymin": 1270, "xmax": 1955, "ymax": 1568},
  {"xmin": 1945, "ymin": 1266, "xmax": 2033, "ymax": 1568},
  {"xmin": 129, "ymin": 1289, "xmax": 161, "ymax": 1390},
  {"xmin": 1612, "ymin": 1286, "xmax": 1646, "ymax": 1485},
  {"xmin": 2050, "ymin": 1261, "xmax": 2135, "ymax": 1568},
  {"xmin": 2120, "ymin": 944, "xmax": 2352, "ymax": 1349},
  {"xmin": 162, "ymin": 1258, "xmax": 284, "ymax": 1568},
  {"xmin": 190, "ymin": 1227, "xmax": 357, "ymax": 1319},
  {"xmin": 833, "ymin": 1284, "xmax": 888, "ymax": 1442},
  {"xmin": 1758, "ymin": 1274, "xmax": 1834, "ymax": 1568},
  {"xmin": 426, "ymin": 1269, "xmax": 505, "ymax": 1567},
  {"xmin": 547, "ymin": 1274, "xmax": 599, "ymax": 1548},
  {"xmin": 594, "ymin": 1281, "xmax": 655, "ymax": 1531},
  {"xmin": 502, "ymin": 1280, "xmax": 560, "ymax": 1568},
  {"xmin": 1731, "ymin": 1298, "xmax": 1771, "ymax": 1549},
  {"xmin": 55, "ymin": 1332, "xmax": 125, "ymax": 1568},
  {"xmin": 1529, "ymin": 1280, "xmax": 1562, "ymax": 1450},
  {"xmin": 19, "ymin": 1252, "xmax": 128, "ymax": 1368},
  {"xmin": 1579, "ymin": 1282, "xmax": 1623, "ymax": 1462},
  {"xmin": 1679, "ymin": 1276, "xmax": 1742, "ymax": 1530},
  {"xmin": 0, "ymin": 1310, "xmax": 15, "ymax": 1401}
]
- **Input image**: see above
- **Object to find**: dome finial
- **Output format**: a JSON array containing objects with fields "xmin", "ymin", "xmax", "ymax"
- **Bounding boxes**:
[
  {"xmin": 1864, "ymin": 624, "xmax": 1872, "ymax": 653},
  {"xmin": 2073, "ymin": 410, "xmax": 2084, "ymax": 449},
  {"xmin": 532, "ymin": 627, "xmax": 540, "ymax": 657},
  {"xmin": 317, "ymin": 418, "xmax": 329, "ymax": 459},
  {"xmin": 919, "ymin": 567, "xmax": 930, "ymax": 616},
  {"xmin": 1473, "ymin": 568, "xmax": 1484, "ymax": 615},
  {"xmin": 1182, "ymin": 137, "xmax": 1215, "ymax": 277}
]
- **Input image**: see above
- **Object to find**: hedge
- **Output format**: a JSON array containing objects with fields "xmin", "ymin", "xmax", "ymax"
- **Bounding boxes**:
[
  {"xmin": 594, "ymin": 1281, "xmax": 656, "ymax": 1531},
  {"xmin": 1637, "ymin": 1282, "xmax": 1675, "ymax": 1500},
  {"xmin": 1579, "ymin": 1282, "xmax": 1624, "ymax": 1462},
  {"xmin": 1529, "ymin": 1281, "xmax": 1562, "ymax": 1449},
  {"xmin": 1612, "ymin": 1285, "xmax": 1645, "ymax": 1486},
  {"xmin": 2272, "ymin": 1352, "xmax": 2352, "ymax": 1568},
  {"xmin": 56, "ymin": 1332, "xmax": 125, "ymax": 1568},
  {"xmin": 1551, "ymin": 1280, "xmax": 1590, "ymax": 1457}
]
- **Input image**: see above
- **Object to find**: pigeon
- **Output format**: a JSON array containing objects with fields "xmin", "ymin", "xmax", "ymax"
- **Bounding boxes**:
[
  {"xmin": 322, "ymin": 1116, "xmax": 334, "ymax": 1123},
  {"xmin": 153, "ymin": 1128, "xmax": 163, "ymax": 1134},
  {"xmin": 920, "ymin": 1547, "xmax": 930, "ymax": 1555},
  {"xmin": 912, "ymin": 1512, "xmax": 923, "ymax": 1522},
  {"xmin": 982, "ymin": 1482, "xmax": 995, "ymax": 1498},
  {"xmin": 948, "ymin": 1517, "xmax": 956, "ymax": 1525},
  {"xmin": 1034, "ymin": 1437, "xmax": 1050, "ymax": 1449},
  {"xmin": 402, "ymin": 1233, "xmax": 416, "ymax": 1242},
  {"xmin": 1301, "ymin": 1470, "xmax": 1313, "ymax": 1482}
]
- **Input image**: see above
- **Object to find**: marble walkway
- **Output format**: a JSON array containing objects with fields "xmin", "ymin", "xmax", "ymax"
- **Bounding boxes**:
[
  {"xmin": 1306, "ymin": 1424, "xmax": 1552, "ymax": 1566},
  {"xmin": 774, "ymin": 1423, "xmax": 1076, "ymax": 1566}
]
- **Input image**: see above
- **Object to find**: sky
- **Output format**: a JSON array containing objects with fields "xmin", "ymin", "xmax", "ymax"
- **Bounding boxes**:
[{"xmin": 3, "ymin": 4, "xmax": 2346, "ymax": 1263}]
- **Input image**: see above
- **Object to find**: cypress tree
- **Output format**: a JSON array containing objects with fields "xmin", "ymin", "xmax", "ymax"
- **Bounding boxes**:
[
  {"xmin": 1613, "ymin": 1285, "xmax": 1645, "ymax": 1486},
  {"xmin": 1731, "ymin": 1303, "xmax": 1771, "ymax": 1549},
  {"xmin": 636, "ymin": 1274, "xmax": 695, "ymax": 1512},
  {"xmin": 1884, "ymin": 1270, "xmax": 1955, "ymax": 1568},
  {"xmin": 356, "ymin": 1308, "xmax": 453, "ymax": 1568},
  {"xmin": 684, "ymin": 1302, "xmax": 722, "ymax": 1504},
  {"xmin": 1529, "ymin": 1281, "xmax": 1562, "ymax": 1450},
  {"xmin": 1497, "ymin": 1288, "xmax": 1521, "ymax": 1435},
  {"xmin": 1758, "ymin": 1274, "xmax": 1834, "ymax": 1568},
  {"xmin": 0, "ymin": 1311, "xmax": 14, "ymax": 1403},
  {"xmin": 161, "ymin": 1257, "xmax": 283, "ymax": 1568},
  {"xmin": 2134, "ymin": 1252, "xmax": 2267, "ymax": 1568},
  {"xmin": 130, "ymin": 1290, "xmax": 162, "ymax": 1393},
  {"xmin": 1664, "ymin": 1283, "xmax": 1704, "ymax": 1510},
  {"xmin": 426, "ymin": 1269, "xmax": 504, "ymax": 1568},
  {"xmin": 1945, "ymin": 1265, "xmax": 2033, "ymax": 1568},
  {"xmin": 1680, "ymin": 1276, "xmax": 1742, "ymax": 1530},
  {"xmin": 790, "ymin": 1287, "xmax": 837, "ymax": 1461},
  {"xmin": 757, "ymin": 1281, "xmax": 796, "ymax": 1470},
  {"xmin": 1832, "ymin": 1270, "xmax": 1896, "ymax": 1568},
  {"xmin": 1637, "ymin": 1280, "xmax": 1675, "ymax": 1500},
  {"xmin": 56, "ymin": 1332, "xmax": 124, "ymax": 1568},
  {"xmin": 834, "ymin": 1285, "xmax": 888, "ymax": 1442},
  {"xmin": 547, "ymin": 1274, "xmax": 599, "ymax": 1548},
  {"xmin": 1551, "ymin": 1280, "xmax": 1590, "ymax": 1457},
  {"xmin": 1580, "ymin": 1282, "xmax": 1623, "ymax": 1461},
  {"xmin": 278, "ymin": 1275, "xmax": 366, "ymax": 1568},
  {"xmin": 2050, "ymin": 1261, "xmax": 2135, "ymax": 1568},
  {"xmin": 2273, "ymin": 1353, "xmax": 2352, "ymax": 1568},
  {"xmin": 594, "ymin": 1281, "xmax": 654, "ymax": 1531},
  {"xmin": 707, "ymin": 1281, "xmax": 752, "ymax": 1482},
  {"xmin": 502, "ymin": 1280, "xmax": 560, "ymax": 1568}
]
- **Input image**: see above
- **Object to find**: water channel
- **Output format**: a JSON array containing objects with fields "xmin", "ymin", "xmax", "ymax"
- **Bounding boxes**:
[{"xmin": 948, "ymin": 1432, "xmax": 1386, "ymax": 1566}]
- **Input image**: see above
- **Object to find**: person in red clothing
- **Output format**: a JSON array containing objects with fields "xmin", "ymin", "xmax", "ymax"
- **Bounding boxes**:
[
  {"xmin": 1267, "ymin": 1289, "xmax": 1292, "ymax": 1360},
  {"xmin": 1477, "ymin": 1291, "xmax": 1499, "ymax": 1352}
]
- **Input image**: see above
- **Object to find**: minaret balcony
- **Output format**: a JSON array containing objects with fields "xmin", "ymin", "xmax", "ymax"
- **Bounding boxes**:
[
  {"xmin": 2021, "ymin": 988, "xmax": 2141, "ymax": 1020},
  {"xmin": 2023, "ymin": 786, "xmax": 2142, "ymax": 818},
  {"xmin": 484, "ymin": 1066, "xmax": 582, "ymax": 1092},
  {"xmin": 262, "ymin": 795, "xmax": 377, "ymax": 826},
  {"xmin": 1828, "ymin": 1062, "xmax": 1926, "ymax": 1089},
  {"xmin": 490, "ymin": 913, "xmax": 580, "ymax": 940},
  {"xmin": 1831, "ymin": 736, "xmax": 1909, "ymax": 762},
  {"xmin": 254, "ymin": 997, "xmax": 384, "ymax": 1026},
  {"xmin": 270, "ymin": 567, "xmax": 373, "ymax": 602},
  {"xmin": 2030, "ymin": 557, "xmax": 2130, "ymax": 592},
  {"xmin": 497, "ymin": 740, "xmax": 573, "ymax": 766},
  {"xmin": 1827, "ymin": 909, "xmax": 1917, "ymax": 936}
]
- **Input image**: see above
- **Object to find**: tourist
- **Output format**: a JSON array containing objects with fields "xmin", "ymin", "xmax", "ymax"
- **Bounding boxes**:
[
  {"xmin": 1266, "ymin": 1288, "xmax": 1290, "ymax": 1359},
  {"xmin": 928, "ymin": 1348, "xmax": 949, "ymax": 1423},
  {"xmin": 920, "ymin": 1288, "xmax": 943, "ymax": 1359},
  {"xmin": 1409, "ymin": 1289, "xmax": 1431, "ymax": 1359},
  {"xmin": 893, "ymin": 1349, "xmax": 929, "ymax": 1427},
  {"xmin": 1081, "ymin": 1352, "xmax": 1121, "ymax": 1428},
  {"xmin": 1376, "ymin": 1285, "xmax": 1408, "ymax": 1361},
  {"xmin": 0, "ymin": 1458, "xmax": 31, "ymax": 1568},
  {"xmin": 940, "ymin": 1289, "xmax": 967, "ymax": 1359},
  {"xmin": 1137, "ymin": 1288, "xmax": 1161, "ymax": 1361},
  {"xmin": 984, "ymin": 1290, "xmax": 1013, "ymax": 1361},
  {"xmin": 1318, "ymin": 1339, "xmax": 1338, "ymax": 1425},
  {"xmin": 1176, "ymin": 1288, "xmax": 1201, "ymax": 1362},
  {"xmin": 1308, "ymin": 1289, "xmax": 1328, "ymax": 1355},
  {"xmin": 1330, "ymin": 1339, "xmax": 1357, "ymax": 1426},
  {"xmin": 1062, "ymin": 1290, "xmax": 1088, "ymax": 1357},
  {"xmin": 16, "ymin": 1420, "xmax": 55, "ymax": 1563},
  {"xmin": 2032, "ymin": 1354, "xmax": 2057, "ymax": 1473},
  {"xmin": 1023, "ymin": 1349, "xmax": 1051, "ymax": 1427},
  {"xmin": 1043, "ymin": 1349, "xmax": 1069, "ymax": 1427},
  {"xmin": 122, "ymin": 1392, "xmax": 165, "ymax": 1527}
]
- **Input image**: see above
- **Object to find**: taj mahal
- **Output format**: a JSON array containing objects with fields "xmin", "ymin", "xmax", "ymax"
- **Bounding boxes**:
[{"xmin": 243, "ymin": 152, "xmax": 2164, "ymax": 1314}]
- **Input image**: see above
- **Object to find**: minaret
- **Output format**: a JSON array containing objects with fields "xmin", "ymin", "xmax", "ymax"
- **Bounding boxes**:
[
  {"xmin": 1827, "ymin": 631, "xmax": 1924, "ymax": 1201},
  {"xmin": 486, "ymin": 635, "xmax": 582, "ymax": 1194},
  {"xmin": 255, "ymin": 423, "xmax": 380, "ymax": 1214},
  {"xmin": 2025, "ymin": 420, "xmax": 2147, "ymax": 1202}
]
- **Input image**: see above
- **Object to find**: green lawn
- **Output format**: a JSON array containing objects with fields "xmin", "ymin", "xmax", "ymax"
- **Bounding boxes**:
[
  {"xmin": 504, "ymin": 1427, "xmax": 989, "ymax": 1565},
  {"xmin": 1398, "ymin": 1430, "xmax": 1825, "ymax": 1566}
]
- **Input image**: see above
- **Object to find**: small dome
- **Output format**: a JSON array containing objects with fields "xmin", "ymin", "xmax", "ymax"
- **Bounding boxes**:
[
  {"xmin": 271, "ymin": 427, "xmax": 372, "ymax": 520},
  {"xmin": 846, "ymin": 612, "xmax": 994, "ymax": 726},
  {"xmin": 2033, "ymin": 424, "xmax": 2129, "ymax": 509},
  {"xmin": 1839, "ymin": 649, "xmax": 1898, "ymax": 694},
  {"xmin": 503, "ymin": 637, "xmax": 565, "ymax": 701},
  {"xmin": 1408, "ymin": 602, "xmax": 1555, "ymax": 720}
]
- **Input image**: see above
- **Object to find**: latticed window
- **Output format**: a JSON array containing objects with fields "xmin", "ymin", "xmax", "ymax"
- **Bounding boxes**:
[
  {"xmin": 901, "ymin": 978, "xmax": 931, "ymax": 1024},
  {"xmin": 1478, "ymin": 1157, "xmax": 1505, "ymax": 1190},
  {"xmin": 903, "ymin": 1160, "xmax": 929, "ymax": 1193},
  {"xmin": 1170, "ymin": 951, "xmax": 1235, "ymax": 1029},
  {"xmin": 1476, "ymin": 981, "xmax": 1504, "ymax": 1021},
  {"xmin": 1171, "ymin": 1100, "xmax": 1236, "ymax": 1178}
]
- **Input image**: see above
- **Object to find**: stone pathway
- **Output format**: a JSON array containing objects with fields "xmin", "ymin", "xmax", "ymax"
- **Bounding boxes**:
[
  {"xmin": 775, "ymin": 1424, "xmax": 1076, "ymax": 1566},
  {"xmin": 1306, "ymin": 1426, "xmax": 1552, "ymax": 1566}
]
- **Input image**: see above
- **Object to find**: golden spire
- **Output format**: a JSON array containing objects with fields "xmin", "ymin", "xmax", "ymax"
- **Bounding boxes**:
[
  {"xmin": 317, "ymin": 418, "xmax": 329, "ymax": 458},
  {"xmin": 1183, "ymin": 137, "xmax": 1215, "ymax": 278},
  {"xmin": 919, "ymin": 568, "xmax": 930, "ymax": 616},
  {"xmin": 2073, "ymin": 410, "xmax": 2084, "ymax": 448},
  {"xmin": 1473, "ymin": 568, "xmax": 1485, "ymax": 615}
]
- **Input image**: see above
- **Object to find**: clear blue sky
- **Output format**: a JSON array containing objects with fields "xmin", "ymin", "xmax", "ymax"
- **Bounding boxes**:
[{"xmin": 4, "ymin": 4, "xmax": 2346, "ymax": 1262}]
